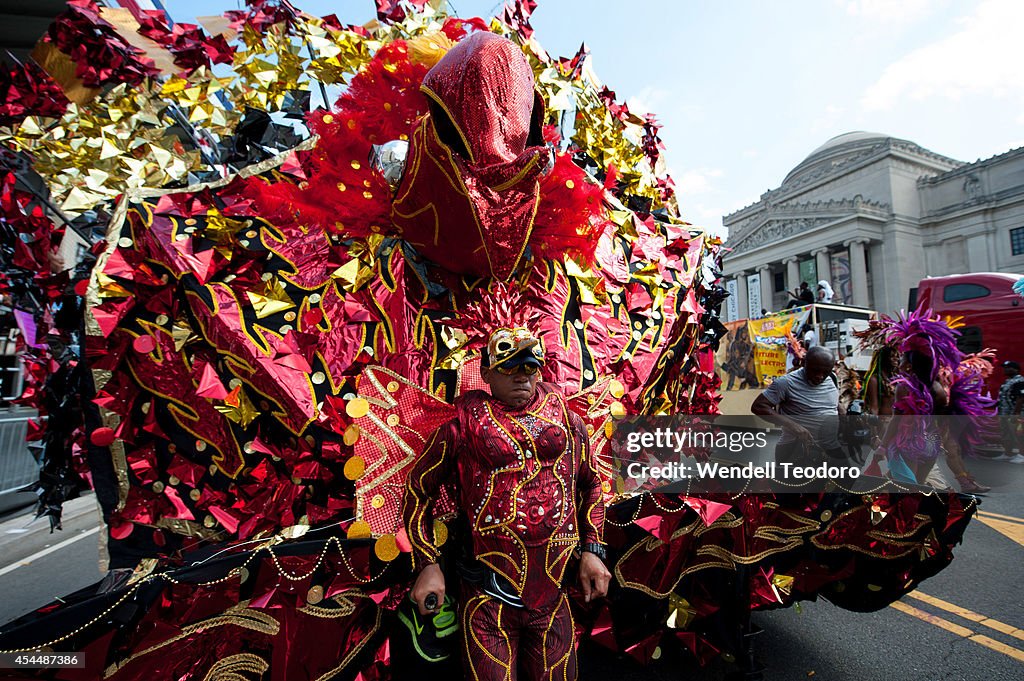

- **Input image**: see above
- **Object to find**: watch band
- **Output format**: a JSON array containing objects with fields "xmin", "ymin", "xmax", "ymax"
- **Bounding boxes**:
[{"xmin": 581, "ymin": 542, "xmax": 607, "ymax": 561}]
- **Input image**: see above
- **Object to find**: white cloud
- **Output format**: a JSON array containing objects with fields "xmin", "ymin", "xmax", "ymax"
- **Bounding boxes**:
[
  {"xmin": 841, "ymin": 0, "xmax": 935, "ymax": 24},
  {"xmin": 675, "ymin": 168, "xmax": 724, "ymax": 195},
  {"xmin": 861, "ymin": 0, "xmax": 1024, "ymax": 111}
]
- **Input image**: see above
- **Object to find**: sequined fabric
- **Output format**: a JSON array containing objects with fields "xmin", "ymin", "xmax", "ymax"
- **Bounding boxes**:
[
  {"xmin": 392, "ymin": 32, "xmax": 550, "ymax": 280},
  {"xmin": 404, "ymin": 383, "xmax": 604, "ymax": 610}
]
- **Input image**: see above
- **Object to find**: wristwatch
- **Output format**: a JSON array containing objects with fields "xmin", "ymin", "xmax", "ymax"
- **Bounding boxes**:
[{"xmin": 580, "ymin": 542, "xmax": 607, "ymax": 561}]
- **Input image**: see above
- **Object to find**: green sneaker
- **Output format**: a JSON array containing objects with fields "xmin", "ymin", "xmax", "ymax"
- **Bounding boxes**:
[{"xmin": 397, "ymin": 595, "xmax": 459, "ymax": 663}]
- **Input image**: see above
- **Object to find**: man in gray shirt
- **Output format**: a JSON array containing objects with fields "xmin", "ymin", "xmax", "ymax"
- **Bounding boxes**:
[{"xmin": 752, "ymin": 346, "xmax": 843, "ymax": 466}]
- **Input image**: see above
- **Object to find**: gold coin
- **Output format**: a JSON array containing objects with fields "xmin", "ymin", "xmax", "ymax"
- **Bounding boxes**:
[
  {"xmin": 155, "ymin": 314, "xmax": 169, "ymax": 326},
  {"xmin": 609, "ymin": 401, "xmax": 626, "ymax": 419},
  {"xmin": 586, "ymin": 424, "xmax": 595, "ymax": 436},
  {"xmin": 185, "ymin": 218, "xmax": 197, "ymax": 226},
  {"xmin": 604, "ymin": 421, "xmax": 615, "ymax": 439},
  {"xmin": 284, "ymin": 310, "xmax": 297, "ymax": 322},
  {"xmin": 309, "ymin": 293, "xmax": 322, "ymax": 304},
  {"xmin": 386, "ymin": 414, "xmax": 400, "ymax": 427},
  {"xmin": 306, "ymin": 585, "xmax": 325, "ymax": 604},
  {"xmin": 261, "ymin": 272, "xmax": 274, "ymax": 282},
  {"xmin": 347, "ymin": 520, "xmax": 372, "ymax": 539},
  {"xmin": 343, "ymin": 456, "xmax": 365, "ymax": 480},
  {"xmin": 386, "ymin": 381, "xmax": 400, "ymax": 393},
  {"xmin": 346, "ymin": 397, "xmax": 370, "ymax": 418},
  {"xmin": 371, "ymin": 494, "xmax": 385, "ymax": 509},
  {"xmin": 351, "ymin": 160, "xmax": 361, "ymax": 170},
  {"xmin": 239, "ymin": 567, "xmax": 249, "ymax": 583},
  {"xmin": 229, "ymin": 378, "xmax": 243, "ymax": 389},
  {"xmin": 601, "ymin": 481, "xmax": 612, "ymax": 494},
  {"xmin": 609, "ymin": 379, "xmax": 625, "ymax": 398},
  {"xmin": 152, "ymin": 481, "xmax": 165, "ymax": 493},
  {"xmin": 651, "ymin": 647, "xmax": 662, "ymax": 661},
  {"xmin": 311, "ymin": 371, "xmax": 326, "ymax": 385},
  {"xmin": 190, "ymin": 489, "xmax": 201, "ymax": 501},
  {"xmin": 195, "ymin": 440, "xmax": 207, "ymax": 452},
  {"xmin": 565, "ymin": 180, "xmax": 575, "ymax": 189},
  {"xmin": 631, "ymin": 330, "xmax": 642, "ymax": 341},
  {"xmin": 346, "ymin": 119, "xmax": 356, "ymax": 130},
  {"xmin": 141, "ymin": 402, "xmax": 151, "ymax": 414},
  {"xmin": 243, "ymin": 441, "xmax": 255, "ymax": 454},
  {"xmin": 820, "ymin": 510, "xmax": 833, "ymax": 522},
  {"xmin": 362, "ymin": 191, "xmax": 373, "ymax": 200},
  {"xmin": 343, "ymin": 424, "xmax": 361, "ymax": 446},
  {"xmin": 433, "ymin": 520, "xmax": 448, "ymax": 547},
  {"xmin": 118, "ymin": 237, "xmax": 133, "ymax": 248},
  {"xmin": 209, "ymin": 464, "xmax": 218, "ymax": 475},
  {"xmin": 279, "ymin": 325, "xmax": 292, "ymax": 335},
  {"xmin": 168, "ymin": 475, "xmax": 180, "ymax": 486},
  {"xmin": 246, "ymin": 230, "xmax": 258, "ymax": 239},
  {"xmin": 336, "ymin": 182, "xmax": 346, "ymax": 192},
  {"xmin": 374, "ymin": 534, "xmax": 399, "ymax": 562},
  {"xmin": 322, "ymin": 114, "xmax": 334, "ymax": 124},
  {"xmin": 583, "ymin": 369, "xmax": 594, "ymax": 380},
  {"xmin": 203, "ymin": 515, "xmax": 215, "ymax": 528}
]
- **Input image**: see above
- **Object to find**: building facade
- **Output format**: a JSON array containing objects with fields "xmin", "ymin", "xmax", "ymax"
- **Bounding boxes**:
[{"xmin": 722, "ymin": 132, "xmax": 1024, "ymax": 319}]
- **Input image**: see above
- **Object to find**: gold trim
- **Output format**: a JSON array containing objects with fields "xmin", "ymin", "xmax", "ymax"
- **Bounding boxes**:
[{"xmin": 419, "ymin": 86, "xmax": 476, "ymax": 164}]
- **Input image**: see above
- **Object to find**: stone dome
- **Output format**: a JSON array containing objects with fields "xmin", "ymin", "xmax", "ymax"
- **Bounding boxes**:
[{"xmin": 783, "ymin": 131, "xmax": 893, "ymax": 186}]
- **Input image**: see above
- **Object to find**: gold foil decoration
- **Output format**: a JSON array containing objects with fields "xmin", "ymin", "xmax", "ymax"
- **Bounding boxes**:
[
  {"xmin": 343, "ymin": 424, "xmax": 361, "ymax": 446},
  {"xmin": 608, "ymin": 379, "xmax": 625, "ymax": 399},
  {"xmin": 343, "ymin": 456, "xmax": 365, "ymax": 480},
  {"xmin": 306, "ymin": 585, "xmax": 325, "ymax": 605},
  {"xmin": 345, "ymin": 397, "xmax": 370, "ymax": 418},
  {"xmin": 374, "ymin": 534, "xmax": 399, "ymax": 562},
  {"xmin": 347, "ymin": 520, "xmax": 372, "ymax": 539},
  {"xmin": 433, "ymin": 520, "xmax": 448, "ymax": 547}
]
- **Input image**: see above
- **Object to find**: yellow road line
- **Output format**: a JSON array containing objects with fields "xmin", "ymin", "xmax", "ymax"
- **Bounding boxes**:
[
  {"xmin": 976, "ymin": 510, "xmax": 1024, "ymax": 525},
  {"xmin": 890, "ymin": 602, "xmax": 1024, "ymax": 664},
  {"xmin": 975, "ymin": 515, "xmax": 1024, "ymax": 547},
  {"xmin": 906, "ymin": 592, "xmax": 1024, "ymax": 643}
]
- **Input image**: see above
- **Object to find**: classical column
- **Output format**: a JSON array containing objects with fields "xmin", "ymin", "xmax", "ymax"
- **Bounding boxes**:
[
  {"xmin": 758, "ymin": 265, "xmax": 772, "ymax": 314},
  {"xmin": 813, "ymin": 248, "xmax": 831, "ymax": 287},
  {"xmin": 735, "ymin": 271, "xmax": 748, "ymax": 320},
  {"xmin": 845, "ymin": 239, "xmax": 869, "ymax": 307},
  {"xmin": 784, "ymin": 257, "xmax": 800, "ymax": 295}
]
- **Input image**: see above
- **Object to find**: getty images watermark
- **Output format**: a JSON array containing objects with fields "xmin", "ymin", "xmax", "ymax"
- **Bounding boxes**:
[
  {"xmin": 611, "ymin": 416, "xmax": 872, "ymax": 495},
  {"xmin": 622, "ymin": 426, "xmax": 864, "ymax": 483},
  {"xmin": 611, "ymin": 415, "xmax": 1020, "ymax": 494}
]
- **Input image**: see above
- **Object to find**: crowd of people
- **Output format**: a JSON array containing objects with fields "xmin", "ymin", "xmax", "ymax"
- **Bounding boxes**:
[{"xmin": 752, "ymin": 309, "xmax": 1017, "ymax": 495}]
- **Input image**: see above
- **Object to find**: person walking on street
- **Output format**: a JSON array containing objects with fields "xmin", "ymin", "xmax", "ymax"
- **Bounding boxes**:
[{"xmin": 997, "ymin": 360, "xmax": 1024, "ymax": 463}]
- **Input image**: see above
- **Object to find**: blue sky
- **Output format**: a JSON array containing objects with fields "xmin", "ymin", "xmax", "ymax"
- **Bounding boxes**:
[{"xmin": 166, "ymin": 1, "xmax": 1024, "ymax": 236}]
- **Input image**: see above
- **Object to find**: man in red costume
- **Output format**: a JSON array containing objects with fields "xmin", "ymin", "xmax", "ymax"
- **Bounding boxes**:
[{"xmin": 403, "ymin": 324, "xmax": 610, "ymax": 680}]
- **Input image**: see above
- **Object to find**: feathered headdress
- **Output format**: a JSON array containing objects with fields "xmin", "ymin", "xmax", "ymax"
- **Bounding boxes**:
[
  {"xmin": 881, "ymin": 308, "xmax": 962, "ymax": 379},
  {"xmin": 441, "ymin": 282, "xmax": 546, "ymax": 368}
]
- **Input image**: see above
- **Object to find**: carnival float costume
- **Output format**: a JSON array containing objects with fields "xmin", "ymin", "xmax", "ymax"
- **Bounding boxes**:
[
  {"xmin": 404, "ymin": 314, "xmax": 605, "ymax": 679},
  {"xmin": 0, "ymin": 2, "xmax": 978, "ymax": 678}
]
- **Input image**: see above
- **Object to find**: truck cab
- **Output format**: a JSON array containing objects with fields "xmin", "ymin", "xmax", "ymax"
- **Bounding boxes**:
[{"xmin": 910, "ymin": 273, "xmax": 1024, "ymax": 396}]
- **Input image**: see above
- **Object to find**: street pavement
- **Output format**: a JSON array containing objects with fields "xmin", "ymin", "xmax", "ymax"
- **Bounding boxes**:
[{"xmin": 1, "ymin": 460, "xmax": 1022, "ymax": 680}]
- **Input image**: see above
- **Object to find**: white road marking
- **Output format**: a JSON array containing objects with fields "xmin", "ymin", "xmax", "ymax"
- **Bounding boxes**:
[{"xmin": 0, "ymin": 526, "xmax": 100, "ymax": 579}]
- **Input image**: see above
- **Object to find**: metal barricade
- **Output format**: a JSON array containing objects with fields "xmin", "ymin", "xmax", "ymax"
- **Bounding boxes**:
[{"xmin": 0, "ymin": 408, "xmax": 38, "ymax": 513}]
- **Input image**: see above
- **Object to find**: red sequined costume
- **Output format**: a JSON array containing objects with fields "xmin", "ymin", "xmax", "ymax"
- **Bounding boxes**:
[{"xmin": 404, "ymin": 382, "xmax": 604, "ymax": 679}]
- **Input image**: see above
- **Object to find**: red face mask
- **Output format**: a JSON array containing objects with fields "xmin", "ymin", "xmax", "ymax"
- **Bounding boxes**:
[{"xmin": 391, "ymin": 32, "xmax": 549, "ymax": 281}]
